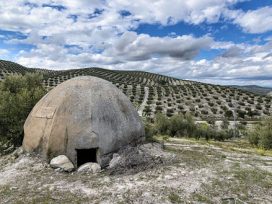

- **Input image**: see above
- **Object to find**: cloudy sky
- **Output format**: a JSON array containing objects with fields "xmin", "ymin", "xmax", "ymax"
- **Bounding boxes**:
[{"xmin": 0, "ymin": 0, "xmax": 272, "ymax": 87}]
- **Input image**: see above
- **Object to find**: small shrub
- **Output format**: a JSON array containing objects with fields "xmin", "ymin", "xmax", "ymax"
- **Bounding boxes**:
[
  {"xmin": 255, "ymin": 104, "xmax": 262, "ymax": 110},
  {"xmin": 156, "ymin": 101, "xmax": 162, "ymax": 105},
  {"xmin": 144, "ymin": 122, "xmax": 156, "ymax": 142},
  {"xmin": 248, "ymin": 117, "xmax": 272, "ymax": 149},
  {"xmin": 224, "ymin": 110, "xmax": 233, "ymax": 118},
  {"xmin": 195, "ymin": 98, "xmax": 201, "ymax": 103},
  {"xmin": 238, "ymin": 101, "xmax": 245, "ymax": 106},
  {"xmin": 177, "ymin": 105, "xmax": 184, "ymax": 110},
  {"xmin": 237, "ymin": 110, "xmax": 246, "ymax": 119},
  {"xmin": 154, "ymin": 113, "xmax": 170, "ymax": 134},
  {"xmin": 201, "ymin": 110, "xmax": 208, "ymax": 115},
  {"xmin": 155, "ymin": 106, "xmax": 163, "ymax": 111},
  {"xmin": 144, "ymin": 105, "xmax": 152, "ymax": 113},
  {"xmin": 208, "ymin": 102, "xmax": 214, "ymax": 107}
]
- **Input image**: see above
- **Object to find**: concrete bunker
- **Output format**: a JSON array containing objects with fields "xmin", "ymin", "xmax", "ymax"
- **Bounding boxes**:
[{"xmin": 22, "ymin": 76, "xmax": 145, "ymax": 167}]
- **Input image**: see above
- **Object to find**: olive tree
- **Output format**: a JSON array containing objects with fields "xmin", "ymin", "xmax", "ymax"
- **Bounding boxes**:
[{"xmin": 0, "ymin": 73, "xmax": 46, "ymax": 151}]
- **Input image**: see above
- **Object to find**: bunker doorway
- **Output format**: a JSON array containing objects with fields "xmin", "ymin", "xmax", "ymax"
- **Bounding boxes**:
[{"xmin": 76, "ymin": 148, "xmax": 98, "ymax": 167}]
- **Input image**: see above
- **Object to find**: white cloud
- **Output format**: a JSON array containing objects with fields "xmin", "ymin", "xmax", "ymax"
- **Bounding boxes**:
[
  {"xmin": 0, "ymin": 49, "xmax": 10, "ymax": 61},
  {"xmin": 16, "ymin": 36, "xmax": 272, "ymax": 87},
  {"xmin": 0, "ymin": 0, "xmax": 272, "ymax": 86},
  {"xmin": 0, "ymin": 49, "xmax": 9, "ymax": 55},
  {"xmin": 109, "ymin": 0, "xmax": 241, "ymax": 25},
  {"xmin": 226, "ymin": 6, "xmax": 272, "ymax": 33},
  {"xmin": 0, "ymin": 0, "xmax": 243, "ymax": 35},
  {"xmin": 106, "ymin": 32, "xmax": 212, "ymax": 61},
  {"xmin": 16, "ymin": 32, "xmax": 213, "ymax": 68}
]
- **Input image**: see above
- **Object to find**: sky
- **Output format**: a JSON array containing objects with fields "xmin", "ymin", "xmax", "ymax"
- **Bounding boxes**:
[{"xmin": 0, "ymin": 0, "xmax": 272, "ymax": 87}]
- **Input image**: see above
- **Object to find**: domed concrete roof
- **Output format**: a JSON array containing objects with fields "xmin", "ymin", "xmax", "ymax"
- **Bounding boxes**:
[{"xmin": 23, "ymin": 76, "xmax": 144, "ymax": 167}]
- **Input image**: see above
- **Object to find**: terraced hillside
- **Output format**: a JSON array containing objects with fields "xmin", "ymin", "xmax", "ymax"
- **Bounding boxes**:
[
  {"xmin": 1, "ymin": 60, "xmax": 271, "ymax": 120},
  {"xmin": 0, "ymin": 60, "xmax": 50, "ymax": 76}
]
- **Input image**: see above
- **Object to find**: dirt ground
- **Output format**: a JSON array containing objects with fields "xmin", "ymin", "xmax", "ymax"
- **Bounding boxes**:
[{"xmin": 0, "ymin": 138, "xmax": 271, "ymax": 204}]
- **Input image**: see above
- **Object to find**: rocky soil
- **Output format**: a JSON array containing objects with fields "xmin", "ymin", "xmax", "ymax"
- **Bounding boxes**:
[{"xmin": 0, "ymin": 140, "xmax": 271, "ymax": 203}]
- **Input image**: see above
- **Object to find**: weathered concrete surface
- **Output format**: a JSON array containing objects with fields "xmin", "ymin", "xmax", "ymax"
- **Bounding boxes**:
[{"xmin": 23, "ymin": 76, "xmax": 145, "ymax": 167}]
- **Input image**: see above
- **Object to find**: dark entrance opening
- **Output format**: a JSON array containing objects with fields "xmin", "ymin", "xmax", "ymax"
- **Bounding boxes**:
[{"xmin": 76, "ymin": 148, "xmax": 98, "ymax": 167}]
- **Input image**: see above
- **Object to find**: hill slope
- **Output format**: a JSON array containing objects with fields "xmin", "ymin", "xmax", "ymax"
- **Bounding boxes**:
[{"xmin": 1, "ymin": 60, "xmax": 271, "ymax": 120}]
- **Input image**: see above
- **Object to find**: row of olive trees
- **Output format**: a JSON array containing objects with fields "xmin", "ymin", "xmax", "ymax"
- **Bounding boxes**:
[
  {"xmin": 0, "ymin": 73, "xmax": 46, "ymax": 153},
  {"xmin": 145, "ymin": 113, "xmax": 235, "ymax": 141},
  {"xmin": 248, "ymin": 117, "xmax": 272, "ymax": 150}
]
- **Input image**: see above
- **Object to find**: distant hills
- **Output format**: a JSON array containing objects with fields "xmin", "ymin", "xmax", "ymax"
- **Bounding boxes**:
[
  {"xmin": 0, "ymin": 60, "xmax": 271, "ymax": 120},
  {"xmin": 231, "ymin": 85, "xmax": 272, "ymax": 96}
]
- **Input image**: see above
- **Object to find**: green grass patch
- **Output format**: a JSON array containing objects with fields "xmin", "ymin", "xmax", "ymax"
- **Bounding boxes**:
[{"xmin": 168, "ymin": 192, "xmax": 182, "ymax": 203}]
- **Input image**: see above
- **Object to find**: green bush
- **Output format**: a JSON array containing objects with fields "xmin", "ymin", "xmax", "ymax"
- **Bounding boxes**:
[
  {"xmin": 151, "ymin": 113, "xmax": 232, "ymax": 141},
  {"xmin": 224, "ymin": 110, "xmax": 233, "ymax": 118},
  {"xmin": 0, "ymin": 73, "xmax": 46, "ymax": 151},
  {"xmin": 144, "ymin": 122, "xmax": 156, "ymax": 142},
  {"xmin": 154, "ymin": 113, "xmax": 170, "ymax": 134},
  {"xmin": 212, "ymin": 129, "xmax": 227, "ymax": 141},
  {"xmin": 248, "ymin": 128, "xmax": 260, "ymax": 146},
  {"xmin": 248, "ymin": 117, "xmax": 272, "ymax": 149},
  {"xmin": 195, "ymin": 123, "xmax": 210, "ymax": 140}
]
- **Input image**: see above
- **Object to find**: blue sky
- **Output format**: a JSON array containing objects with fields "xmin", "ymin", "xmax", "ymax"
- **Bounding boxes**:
[{"xmin": 0, "ymin": 0, "xmax": 272, "ymax": 87}]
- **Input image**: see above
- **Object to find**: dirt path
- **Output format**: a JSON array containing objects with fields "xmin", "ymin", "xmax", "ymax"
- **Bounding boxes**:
[
  {"xmin": 138, "ymin": 86, "xmax": 149, "ymax": 117},
  {"xmin": 0, "ymin": 139, "xmax": 271, "ymax": 203}
]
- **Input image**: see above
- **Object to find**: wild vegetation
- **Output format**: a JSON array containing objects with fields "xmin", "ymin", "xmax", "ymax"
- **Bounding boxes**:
[
  {"xmin": 145, "ymin": 113, "xmax": 238, "ymax": 142},
  {"xmin": 145, "ymin": 113, "xmax": 272, "ymax": 150},
  {"xmin": 248, "ymin": 117, "xmax": 272, "ymax": 150},
  {"xmin": 0, "ymin": 73, "xmax": 46, "ymax": 154}
]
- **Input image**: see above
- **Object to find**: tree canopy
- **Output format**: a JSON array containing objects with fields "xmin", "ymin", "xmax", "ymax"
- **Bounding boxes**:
[{"xmin": 0, "ymin": 73, "xmax": 46, "ymax": 151}]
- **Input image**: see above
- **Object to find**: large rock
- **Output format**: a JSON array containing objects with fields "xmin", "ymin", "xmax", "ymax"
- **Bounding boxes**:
[
  {"xmin": 50, "ymin": 155, "xmax": 74, "ymax": 172},
  {"xmin": 77, "ymin": 162, "xmax": 101, "ymax": 173},
  {"xmin": 23, "ymin": 76, "xmax": 145, "ymax": 168}
]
